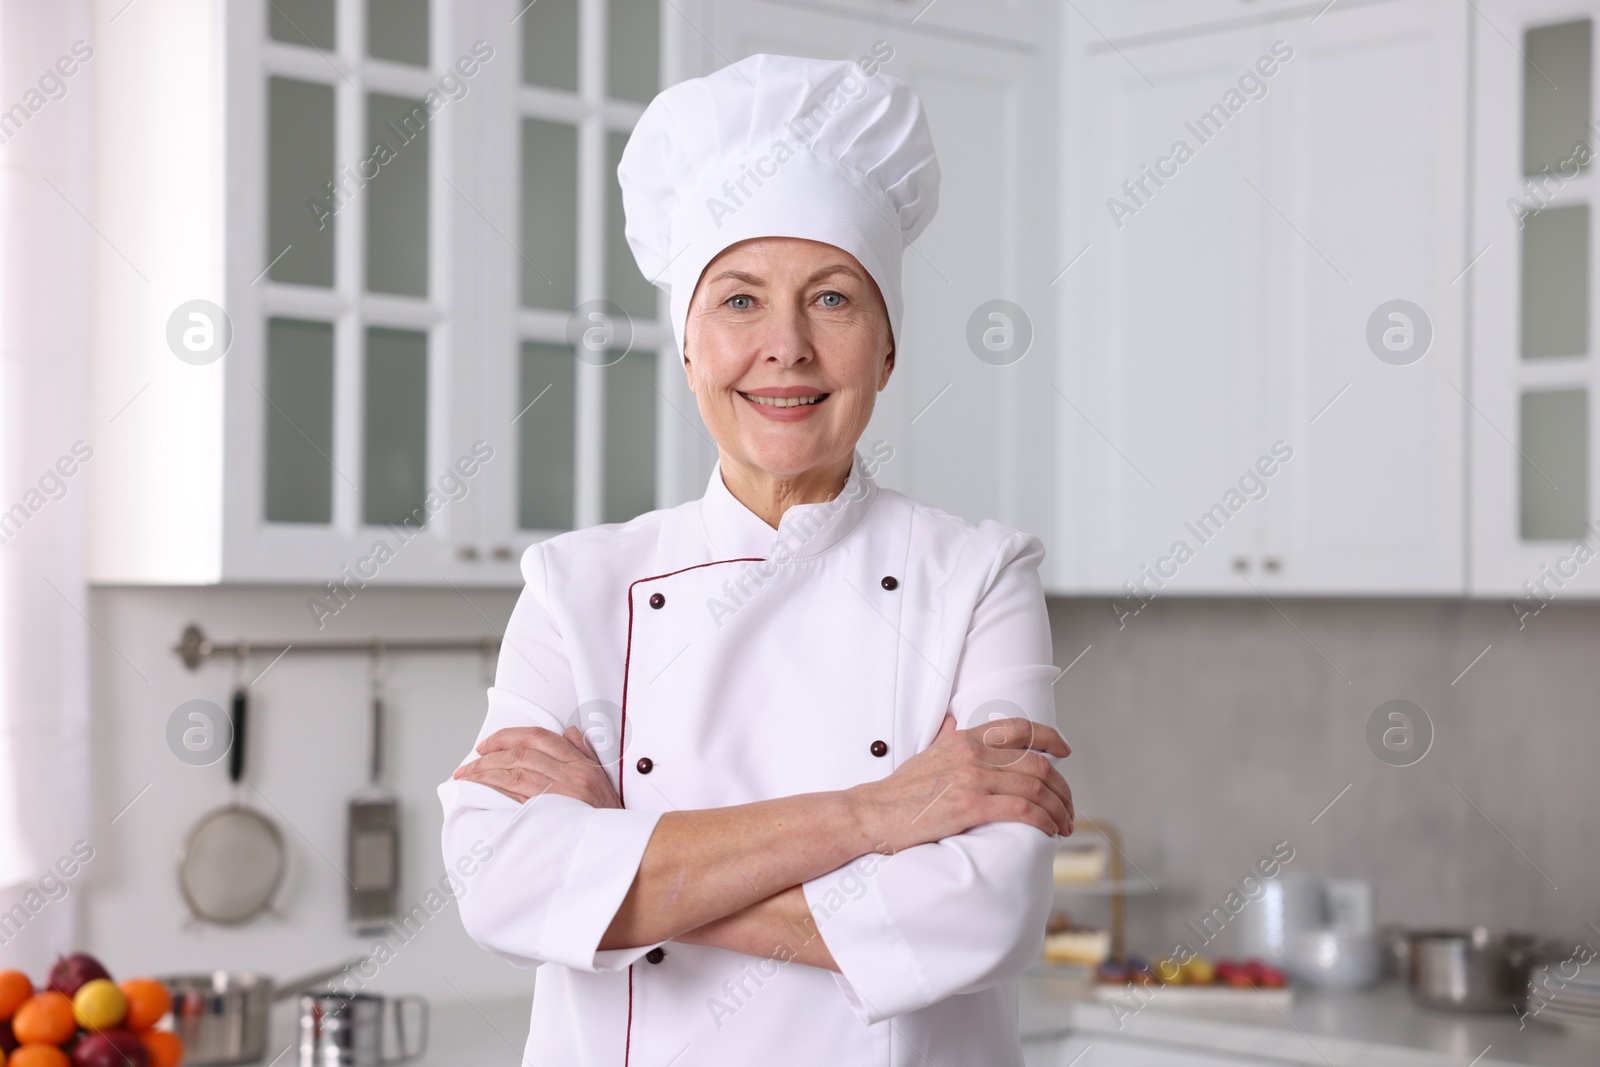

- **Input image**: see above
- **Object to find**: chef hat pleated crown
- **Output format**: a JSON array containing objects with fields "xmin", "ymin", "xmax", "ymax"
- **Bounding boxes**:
[{"xmin": 617, "ymin": 53, "xmax": 941, "ymax": 361}]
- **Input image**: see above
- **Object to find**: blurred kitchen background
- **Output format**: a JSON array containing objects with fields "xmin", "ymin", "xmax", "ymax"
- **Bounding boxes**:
[{"xmin": 2, "ymin": 0, "xmax": 1598, "ymax": 1063}]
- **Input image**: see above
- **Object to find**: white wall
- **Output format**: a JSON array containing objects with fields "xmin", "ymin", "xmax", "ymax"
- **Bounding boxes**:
[{"xmin": 80, "ymin": 584, "xmax": 534, "ymax": 1003}]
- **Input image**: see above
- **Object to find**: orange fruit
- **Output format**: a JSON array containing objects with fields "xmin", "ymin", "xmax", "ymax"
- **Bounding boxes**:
[
  {"xmin": 0, "ymin": 968, "xmax": 33, "ymax": 1020},
  {"xmin": 120, "ymin": 978, "xmax": 172, "ymax": 1032},
  {"xmin": 11, "ymin": 990, "xmax": 76, "ymax": 1046},
  {"xmin": 8, "ymin": 1045, "xmax": 72, "ymax": 1067},
  {"xmin": 140, "ymin": 1029, "xmax": 185, "ymax": 1067}
]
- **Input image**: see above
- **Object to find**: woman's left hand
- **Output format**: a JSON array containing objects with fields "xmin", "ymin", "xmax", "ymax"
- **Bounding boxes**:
[{"xmin": 452, "ymin": 725, "xmax": 622, "ymax": 808}]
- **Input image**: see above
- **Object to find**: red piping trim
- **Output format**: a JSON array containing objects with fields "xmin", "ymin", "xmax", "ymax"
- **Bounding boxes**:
[
  {"xmin": 619, "ymin": 557, "xmax": 765, "ymax": 806},
  {"xmin": 619, "ymin": 555, "xmax": 764, "ymax": 1067}
]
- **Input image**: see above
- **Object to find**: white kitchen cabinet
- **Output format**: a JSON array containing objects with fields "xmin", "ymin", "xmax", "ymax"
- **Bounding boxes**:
[
  {"xmin": 667, "ymin": 0, "xmax": 1059, "ymax": 541},
  {"xmin": 1070, "ymin": 0, "xmax": 1348, "ymax": 44},
  {"xmin": 752, "ymin": 0, "xmax": 1047, "ymax": 49},
  {"xmin": 88, "ymin": 0, "xmax": 670, "ymax": 586},
  {"xmin": 1468, "ymin": 0, "xmax": 1600, "ymax": 599},
  {"xmin": 1054, "ymin": 0, "xmax": 1467, "ymax": 595}
]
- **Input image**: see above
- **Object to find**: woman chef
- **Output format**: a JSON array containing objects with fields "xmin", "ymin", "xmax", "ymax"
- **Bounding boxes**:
[{"xmin": 438, "ymin": 53, "xmax": 1074, "ymax": 1067}]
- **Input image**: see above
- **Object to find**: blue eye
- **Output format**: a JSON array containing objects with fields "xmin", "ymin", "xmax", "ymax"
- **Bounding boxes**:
[
  {"xmin": 727, "ymin": 294, "xmax": 753, "ymax": 310},
  {"xmin": 819, "ymin": 292, "xmax": 845, "ymax": 308}
]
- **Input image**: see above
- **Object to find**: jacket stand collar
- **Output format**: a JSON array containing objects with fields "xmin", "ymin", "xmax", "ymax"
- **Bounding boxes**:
[{"xmin": 699, "ymin": 447, "xmax": 879, "ymax": 561}]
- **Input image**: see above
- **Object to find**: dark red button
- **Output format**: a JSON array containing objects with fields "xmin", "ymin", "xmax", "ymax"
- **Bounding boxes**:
[
  {"xmin": 645, "ymin": 947, "xmax": 665, "ymax": 964},
  {"xmin": 881, "ymin": 576, "xmax": 898, "ymax": 590},
  {"xmin": 870, "ymin": 740, "xmax": 888, "ymax": 757},
  {"xmin": 649, "ymin": 592, "xmax": 665, "ymax": 609},
  {"xmin": 636, "ymin": 757, "xmax": 654, "ymax": 774}
]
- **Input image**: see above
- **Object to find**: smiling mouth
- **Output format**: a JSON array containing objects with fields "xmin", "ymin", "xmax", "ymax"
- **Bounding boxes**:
[{"xmin": 738, "ymin": 392, "xmax": 829, "ymax": 408}]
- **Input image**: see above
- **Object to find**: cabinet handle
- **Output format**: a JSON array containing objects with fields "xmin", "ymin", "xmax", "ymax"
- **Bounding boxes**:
[
  {"xmin": 1232, "ymin": 556, "xmax": 1250, "ymax": 573},
  {"xmin": 457, "ymin": 545, "xmax": 480, "ymax": 561},
  {"xmin": 1263, "ymin": 557, "xmax": 1282, "ymax": 573},
  {"xmin": 491, "ymin": 545, "xmax": 513, "ymax": 561}
]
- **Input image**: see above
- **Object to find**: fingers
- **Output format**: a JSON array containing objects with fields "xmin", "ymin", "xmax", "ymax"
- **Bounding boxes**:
[
  {"xmin": 566, "ymin": 725, "xmax": 603, "ymax": 763},
  {"xmin": 972, "ymin": 718, "xmax": 1071, "ymax": 759},
  {"xmin": 979, "ymin": 794, "xmax": 1061, "ymax": 838},
  {"xmin": 452, "ymin": 763, "xmax": 550, "ymax": 804},
  {"xmin": 477, "ymin": 725, "xmax": 594, "ymax": 764}
]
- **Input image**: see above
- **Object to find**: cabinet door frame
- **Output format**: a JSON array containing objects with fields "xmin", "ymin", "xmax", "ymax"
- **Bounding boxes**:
[
  {"xmin": 1469, "ymin": 0, "xmax": 1600, "ymax": 598},
  {"xmin": 1256, "ymin": 0, "xmax": 1469, "ymax": 594},
  {"xmin": 1056, "ymin": 19, "xmax": 1274, "ymax": 596},
  {"xmin": 222, "ymin": 0, "xmax": 471, "ymax": 584}
]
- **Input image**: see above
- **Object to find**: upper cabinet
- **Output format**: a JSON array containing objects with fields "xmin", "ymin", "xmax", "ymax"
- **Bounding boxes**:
[
  {"xmin": 1468, "ymin": 0, "xmax": 1600, "ymax": 598},
  {"xmin": 1054, "ymin": 0, "xmax": 1469, "ymax": 595},
  {"xmin": 1067, "ymin": 0, "xmax": 1334, "ymax": 42},
  {"xmin": 88, "ymin": 0, "xmax": 668, "ymax": 585}
]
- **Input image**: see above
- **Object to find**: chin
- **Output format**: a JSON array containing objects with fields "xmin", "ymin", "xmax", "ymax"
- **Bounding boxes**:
[{"xmin": 739, "ymin": 437, "xmax": 841, "ymax": 479}]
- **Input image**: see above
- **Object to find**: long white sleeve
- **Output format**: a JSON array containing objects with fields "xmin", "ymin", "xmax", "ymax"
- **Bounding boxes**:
[
  {"xmin": 801, "ymin": 530, "xmax": 1059, "ymax": 1023},
  {"xmin": 437, "ymin": 542, "xmax": 662, "ymax": 972}
]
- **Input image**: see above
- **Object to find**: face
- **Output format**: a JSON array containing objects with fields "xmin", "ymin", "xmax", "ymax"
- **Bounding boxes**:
[{"xmin": 683, "ymin": 237, "xmax": 894, "ymax": 486}]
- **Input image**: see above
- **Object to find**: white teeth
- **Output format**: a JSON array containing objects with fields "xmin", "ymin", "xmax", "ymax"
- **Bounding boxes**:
[{"xmin": 741, "ymin": 392, "xmax": 825, "ymax": 408}]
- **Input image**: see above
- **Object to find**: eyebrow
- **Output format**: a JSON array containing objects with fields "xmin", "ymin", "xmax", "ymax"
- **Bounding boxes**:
[{"xmin": 705, "ymin": 264, "xmax": 862, "ymax": 287}]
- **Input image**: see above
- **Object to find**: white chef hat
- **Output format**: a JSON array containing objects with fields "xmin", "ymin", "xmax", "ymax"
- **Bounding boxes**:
[{"xmin": 617, "ymin": 52, "xmax": 940, "ymax": 362}]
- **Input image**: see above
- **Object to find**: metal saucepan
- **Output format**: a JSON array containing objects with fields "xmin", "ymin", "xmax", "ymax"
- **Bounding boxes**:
[
  {"xmin": 163, "ymin": 960, "xmax": 364, "ymax": 1065},
  {"xmin": 1408, "ymin": 928, "xmax": 1537, "ymax": 1012}
]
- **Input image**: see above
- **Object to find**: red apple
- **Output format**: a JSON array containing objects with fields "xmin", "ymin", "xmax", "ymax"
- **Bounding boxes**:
[
  {"xmin": 0, "ymin": 1018, "xmax": 17, "ymax": 1057},
  {"xmin": 48, "ymin": 953, "xmax": 112, "ymax": 998},
  {"xmin": 71, "ymin": 1030, "xmax": 149, "ymax": 1067}
]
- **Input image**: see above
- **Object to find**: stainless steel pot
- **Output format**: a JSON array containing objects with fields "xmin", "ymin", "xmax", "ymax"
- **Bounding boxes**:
[
  {"xmin": 163, "ymin": 961, "xmax": 364, "ymax": 1065},
  {"xmin": 1408, "ymin": 928, "xmax": 1537, "ymax": 1012}
]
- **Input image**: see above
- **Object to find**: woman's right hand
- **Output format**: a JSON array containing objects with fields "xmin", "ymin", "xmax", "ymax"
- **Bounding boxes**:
[{"xmin": 849, "ymin": 715, "xmax": 1073, "ymax": 853}]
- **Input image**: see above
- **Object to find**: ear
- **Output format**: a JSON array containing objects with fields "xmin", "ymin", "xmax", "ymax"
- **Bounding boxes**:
[{"xmin": 879, "ymin": 343, "xmax": 895, "ymax": 390}]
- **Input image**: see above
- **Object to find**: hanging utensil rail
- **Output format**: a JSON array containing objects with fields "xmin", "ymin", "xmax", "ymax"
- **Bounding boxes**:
[{"xmin": 174, "ymin": 624, "xmax": 501, "ymax": 671}]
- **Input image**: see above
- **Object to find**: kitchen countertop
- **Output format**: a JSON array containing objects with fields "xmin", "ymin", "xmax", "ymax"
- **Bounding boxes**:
[
  {"xmin": 1019, "ymin": 972, "xmax": 1600, "ymax": 1067},
  {"xmin": 265, "ymin": 994, "xmax": 531, "ymax": 1067},
  {"xmin": 260, "ymin": 976, "xmax": 1600, "ymax": 1066}
]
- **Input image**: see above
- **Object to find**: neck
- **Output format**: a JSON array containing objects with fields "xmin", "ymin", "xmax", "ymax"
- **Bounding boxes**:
[{"xmin": 719, "ymin": 452, "xmax": 854, "ymax": 530}]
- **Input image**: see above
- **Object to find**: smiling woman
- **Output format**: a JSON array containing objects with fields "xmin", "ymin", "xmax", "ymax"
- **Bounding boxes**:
[{"xmin": 439, "ymin": 53, "xmax": 1072, "ymax": 1067}]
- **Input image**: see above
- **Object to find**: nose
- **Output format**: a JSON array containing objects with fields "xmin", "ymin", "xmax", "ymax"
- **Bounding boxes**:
[{"xmin": 758, "ymin": 301, "xmax": 814, "ymax": 367}]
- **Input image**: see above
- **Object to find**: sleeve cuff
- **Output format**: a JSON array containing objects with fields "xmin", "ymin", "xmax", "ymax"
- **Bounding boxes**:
[
  {"xmin": 802, "ymin": 852, "xmax": 930, "ymax": 1024},
  {"xmin": 543, "ymin": 804, "xmax": 665, "ymax": 972}
]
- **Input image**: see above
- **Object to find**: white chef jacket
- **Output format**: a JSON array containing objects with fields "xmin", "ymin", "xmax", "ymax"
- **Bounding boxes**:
[{"xmin": 438, "ymin": 445, "xmax": 1059, "ymax": 1066}]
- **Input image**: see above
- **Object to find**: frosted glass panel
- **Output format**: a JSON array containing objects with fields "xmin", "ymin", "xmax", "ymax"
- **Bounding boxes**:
[
  {"xmin": 607, "ymin": 131, "xmax": 657, "ymax": 320},
  {"xmin": 368, "ymin": 0, "xmax": 429, "ymax": 66},
  {"xmin": 522, "ymin": 0, "xmax": 578, "ymax": 91},
  {"xmin": 603, "ymin": 350, "xmax": 657, "ymax": 523},
  {"xmin": 607, "ymin": 0, "xmax": 660, "ymax": 104},
  {"xmin": 1520, "ymin": 389, "xmax": 1589, "ymax": 540},
  {"xmin": 268, "ymin": 77, "xmax": 335, "ymax": 287},
  {"xmin": 519, "ymin": 342, "xmax": 577, "ymax": 530},
  {"xmin": 366, "ymin": 93, "xmax": 430, "ymax": 296},
  {"xmin": 265, "ymin": 318, "xmax": 335, "ymax": 524},
  {"xmin": 363, "ymin": 328, "xmax": 429, "ymax": 525},
  {"xmin": 269, "ymin": 0, "xmax": 334, "ymax": 49},
  {"xmin": 521, "ymin": 118, "xmax": 578, "ymax": 309},
  {"xmin": 1524, "ymin": 20, "xmax": 1593, "ymax": 176},
  {"xmin": 1521, "ymin": 204, "xmax": 1590, "ymax": 359}
]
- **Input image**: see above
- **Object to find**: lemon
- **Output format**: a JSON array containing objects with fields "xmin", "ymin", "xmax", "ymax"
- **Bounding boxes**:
[{"xmin": 73, "ymin": 977, "xmax": 127, "ymax": 1030}]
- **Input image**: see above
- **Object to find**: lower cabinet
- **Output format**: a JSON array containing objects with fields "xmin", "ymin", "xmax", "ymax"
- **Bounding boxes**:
[{"xmin": 1024, "ymin": 1034, "xmax": 1291, "ymax": 1067}]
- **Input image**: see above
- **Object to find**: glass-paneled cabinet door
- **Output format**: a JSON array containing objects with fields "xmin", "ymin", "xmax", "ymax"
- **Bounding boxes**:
[
  {"xmin": 468, "ymin": 0, "xmax": 670, "ymax": 574},
  {"xmin": 1471, "ymin": 1, "xmax": 1600, "ymax": 598},
  {"xmin": 227, "ymin": 0, "xmax": 477, "ymax": 582}
]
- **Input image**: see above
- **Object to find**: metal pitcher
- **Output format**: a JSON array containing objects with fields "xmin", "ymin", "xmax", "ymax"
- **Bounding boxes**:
[{"xmin": 299, "ymin": 992, "xmax": 428, "ymax": 1067}]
